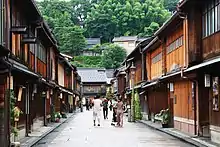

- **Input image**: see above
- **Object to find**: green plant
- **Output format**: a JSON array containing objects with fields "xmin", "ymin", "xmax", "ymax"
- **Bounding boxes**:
[
  {"xmin": 161, "ymin": 109, "xmax": 169, "ymax": 124},
  {"xmin": 13, "ymin": 107, "xmax": 23, "ymax": 121},
  {"xmin": 6, "ymin": 89, "xmax": 20, "ymax": 137},
  {"xmin": 55, "ymin": 112, "xmax": 62, "ymax": 119},
  {"xmin": 134, "ymin": 91, "xmax": 142, "ymax": 120}
]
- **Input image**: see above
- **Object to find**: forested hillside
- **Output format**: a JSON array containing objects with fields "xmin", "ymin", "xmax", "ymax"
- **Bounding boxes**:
[{"xmin": 37, "ymin": 0, "xmax": 179, "ymax": 68}]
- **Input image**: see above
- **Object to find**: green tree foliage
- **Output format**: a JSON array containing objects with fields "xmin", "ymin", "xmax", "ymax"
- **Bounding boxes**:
[
  {"xmin": 38, "ymin": 0, "xmax": 174, "ymax": 54},
  {"xmin": 85, "ymin": 0, "xmax": 171, "ymax": 42},
  {"xmin": 163, "ymin": 0, "xmax": 179, "ymax": 12},
  {"xmin": 55, "ymin": 26, "xmax": 86, "ymax": 55},
  {"xmin": 101, "ymin": 44, "xmax": 126, "ymax": 69},
  {"xmin": 72, "ymin": 56, "xmax": 102, "ymax": 68},
  {"xmin": 37, "ymin": 0, "xmax": 86, "ymax": 56}
]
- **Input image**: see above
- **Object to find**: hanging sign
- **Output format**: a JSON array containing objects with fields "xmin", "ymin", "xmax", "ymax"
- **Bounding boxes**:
[{"xmin": 204, "ymin": 74, "xmax": 211, "ymax": 87}]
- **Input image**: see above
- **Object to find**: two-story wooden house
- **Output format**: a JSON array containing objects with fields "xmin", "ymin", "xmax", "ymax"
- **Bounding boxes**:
[
  {"xmin": 0, "ymin": 0, "xmax": 82, "ymax": 146},
  {"xmin": 132, "ymin": 0, "xmax": 220, "ymax": 144},
  {"xmin": 178, "ymin": 0, "xmax": 220, "ymax": 144},
  {"xmin": 57, "ymin": 54, "xmax": 76, "ymax": 113},
  {"xmin": 7, "ymin": 0, "xmax": 64, "ymax": 140}
]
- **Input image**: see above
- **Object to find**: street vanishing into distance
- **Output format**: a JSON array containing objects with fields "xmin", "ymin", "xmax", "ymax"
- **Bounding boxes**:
[{"xmin": 33, "ymin": 110, "xmax": 195, "ymax": 147}]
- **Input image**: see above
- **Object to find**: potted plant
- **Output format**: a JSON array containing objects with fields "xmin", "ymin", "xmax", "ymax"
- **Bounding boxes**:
[
  {"xmin": 55, "ymin": 112, "xmax": 61, "ymax": 123},
  {"xmin": 161, "ymin": 109, "xmax": 169, "ymax": 128},
  {"xmin": 13, "ymin": 106, "xmax": 23, "ymax": 122}
]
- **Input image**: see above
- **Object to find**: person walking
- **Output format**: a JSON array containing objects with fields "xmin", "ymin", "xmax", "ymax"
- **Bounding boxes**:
[
  {"xmin": 102, "ymin": 98, "xmax": 108, "ymax": 119},
  {"xmin": 93, "ymin": 95, "xmax": 102, "ymax": 126},
  {"xmin": 86, "ymin": 98, "xmax": 90, "ymax": 111},
  {"xmin": 116, "ymin": 98, "xmax": 124, "ymax": 127}
]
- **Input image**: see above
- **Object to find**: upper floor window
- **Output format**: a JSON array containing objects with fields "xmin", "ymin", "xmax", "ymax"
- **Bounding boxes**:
[
  {"xmin": 152, "ymin": 52, "xmax": 162, "ymax": 64},
  {"xmin": 203, "ymin": 0, "xmax": 220, "ymax": 37},
  {"xmin": 0, "ymin": 0, "xmax": 3, "ymax": 45},
  {"xmin": 37, "ymin": 43, "xmax": 46, "ymax": 63},
  {"xmin": 167, "ymin": 36, "xmax": 183, "ymax": 54}
]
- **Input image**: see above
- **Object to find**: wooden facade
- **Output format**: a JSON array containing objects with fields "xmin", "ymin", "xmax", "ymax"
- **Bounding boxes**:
[
  {"xmin": 115, "ymin": 0, "xmax": 220, "ymax": 145},
  {"xmin": 0, "ymin": 0, "xmax": 81, "ymax": 145},
  {"xmin": 166, "ymin": 24, "xmax": 184, "ymax": 73},
  {"xmin": 147, "ymin": 45, "xmax": 163, "ymax": 80}
]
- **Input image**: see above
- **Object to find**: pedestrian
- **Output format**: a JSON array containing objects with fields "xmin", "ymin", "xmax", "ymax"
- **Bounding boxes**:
[
  {"xmin": 93, "ymin": 95, "xmax": 102, "ymax": 126},
  {"xmin": 116, "ymin": 97, "xmax": 124, "ymax": 127},
  {"xmin": 102, "ymin": 98, "xmax": 108, "ymax": 119},
  {"xmin": 111, "ymin": 103, "xmax": 117, "ymax": 126},
  {"xmin": 86, "ymin": 98, "xmax": 90, "ymax": 111},
  {"xmin": 109, "ymin": 99, "xmax": 113, "ymax": 111}
]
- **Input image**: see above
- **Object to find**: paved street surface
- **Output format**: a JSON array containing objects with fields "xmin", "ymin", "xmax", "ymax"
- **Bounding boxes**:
[{"xmin": 34, "ymin": 109, "xmax": 195, "ymax": 147}]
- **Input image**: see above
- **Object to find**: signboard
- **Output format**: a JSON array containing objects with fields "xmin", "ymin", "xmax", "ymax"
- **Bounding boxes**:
[
  {"xmin": 169, "ymin": 83, "xmax": 174, "ymax": 92},
  {"xmin": 204, "ymin": 74, "xmax": 211, "ymax": 87}
]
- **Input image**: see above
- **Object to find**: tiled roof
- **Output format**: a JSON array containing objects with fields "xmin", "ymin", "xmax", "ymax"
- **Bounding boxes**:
[
  {"xmin": 86, "ymin": 38, "xmax": 101, "ymax": 45},
  {"xmin": 77, "ymin": 68, "xmax": 107, "ymax": 83},
  {"xmin": 112, "ymin": 36, "xmax": 137, "ymax": 42},
  {"xmin": 106, "ymin": 69, "xmax": 114, "ymax": 78}
]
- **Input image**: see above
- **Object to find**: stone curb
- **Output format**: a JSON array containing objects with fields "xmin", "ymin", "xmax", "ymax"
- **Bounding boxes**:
[
  {"xmin": 20, "ymin": 111, "xmax": 79, "ymax": 147},
  {"xmin": 137, "ymin": 120, "xmax": 215, "ymax": 147}
]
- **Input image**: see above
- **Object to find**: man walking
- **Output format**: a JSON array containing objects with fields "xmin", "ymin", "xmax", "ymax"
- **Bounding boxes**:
[
  {"xmin": 93, "ymin": 95, "xmax": 102, "ymax": 126},
  {"xmin": 102, "ymin": 98, "xmax": 108, "ymax": 119}
]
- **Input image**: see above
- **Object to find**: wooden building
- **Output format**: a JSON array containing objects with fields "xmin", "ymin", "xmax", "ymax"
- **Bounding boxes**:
[
  {"xmin": 118, "ymin": 0, "xmax": 220, "ymax": 145},
  {"xmin": 118, "ymin": 38, "xmax": 152, "ymax": 118},
  {"xmin": 0, "ymin": 0, "xmax": 81, "ymax": 146},
  {"xmin": 78, "ymin": 68, "xmax": 107, "ymax": 101}
]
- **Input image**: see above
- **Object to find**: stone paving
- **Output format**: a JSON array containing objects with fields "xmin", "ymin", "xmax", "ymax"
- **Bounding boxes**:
[{"xmin": 34, "ymin": 109, "xmax": 195, "ymax": 147}]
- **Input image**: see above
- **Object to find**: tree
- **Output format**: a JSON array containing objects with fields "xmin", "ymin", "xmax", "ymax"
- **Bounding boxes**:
[
  {"xmin": 56, "ymin": 26, "xmax": 86, "ymax": 56},
  {"xmin": 37, "ymin": 0, "xmax": 86, "ymax": 55},
  {"xmin": 163, "ymin": 0, "xmax": 179, "ymax": 12},
  {"xmin": 85, "ymin": 0, "xmax": 170, "ymax": 42},
  {"xmin": 101, "ymin": 44, "xmax": 126, "ymax": 69}
]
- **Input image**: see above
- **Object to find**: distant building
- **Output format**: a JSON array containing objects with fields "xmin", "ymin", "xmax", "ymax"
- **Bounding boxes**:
[
  {"xmin": 77, "ymin": 68, "xmax": 114, "ymax": 100},
  {"xmin": 82, "ymin": 38, "xmax": 101, "ymax": 56},
  {"xmin": 112, "ymin": 36, "xmax": 138, "ymax": 55}
]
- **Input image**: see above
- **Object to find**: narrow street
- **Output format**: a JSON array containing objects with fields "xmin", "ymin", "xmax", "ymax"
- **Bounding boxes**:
[{"xmin": 34, "ymin": 109, "xmax": 195, "ymax": 147}]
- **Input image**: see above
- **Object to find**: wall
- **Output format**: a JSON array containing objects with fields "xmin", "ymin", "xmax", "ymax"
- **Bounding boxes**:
[
  {"xmin": 114, "ymin": 41, "xmax": 136, "ymax": 55},
  {"xmin": 147, "ymin": 84, "xmax": 168, "ymax": 115},
  {"xmin": 166, "ymin": 24, "xmax": 185, "ymax": 72},
  {"xmin": 58, "ymin": 63, "xmax": 64, "ymax": 87},
  {"xmin": 149, "ymin": 45, "xmax": 162, "ymax": 80},
  {"xmin": 173, "ymin": 80, "xmax": 195, "ymax": 135},
  {"xmin": 203, "ymin": 32, "xmax": 220, "ymax": 59},
  {"xmin": 135, "ymin": 59, "xmax": 142, "ymax": 84}
]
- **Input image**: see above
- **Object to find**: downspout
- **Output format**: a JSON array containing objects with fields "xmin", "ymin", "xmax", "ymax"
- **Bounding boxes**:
[
  {"xmin": 34, "ymin": 24, "xmax": 42, "ymax": 73},
  {"xmin": 140, "ymin": 46, "xmax": 145, "ymax": 81}
]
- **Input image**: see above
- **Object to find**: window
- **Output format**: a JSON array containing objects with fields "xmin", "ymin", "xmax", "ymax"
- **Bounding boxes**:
[
  {"xmin": 152, "ymin": 52, "xmax": 162, "ymax": 64},
  {"xmin": 166, "ymin": 36, "xmax": 183, "ymax": 54},
  {"xmin": 0, "ymin": 0, "xmax": 3, "ymax": 45},
  {"xmin": 36, "ymin": 43, "xmax": 46, "ymax": 63},
  {"xmin": 30, "ymin": 44, "xmax": 35, "ymax": 53},
  {"xmin": 203, "ymin": 0, "xmax": 220, "ymax": 37}
]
